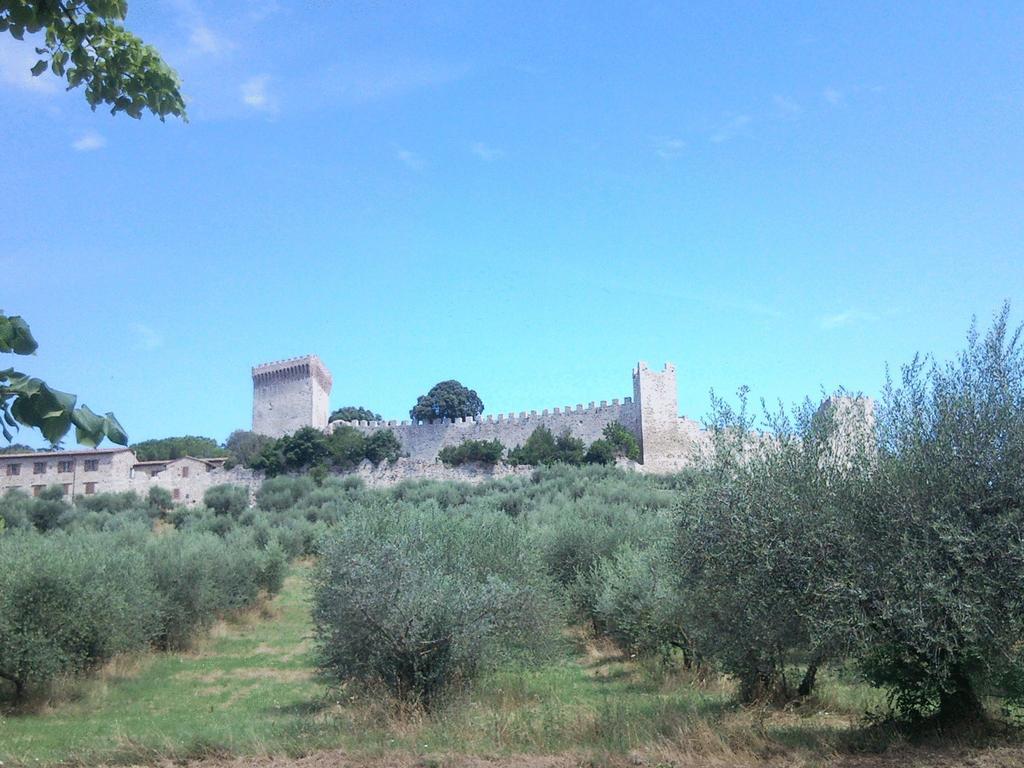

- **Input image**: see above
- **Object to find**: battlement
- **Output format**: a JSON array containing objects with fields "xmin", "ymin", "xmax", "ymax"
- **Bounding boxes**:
[
  {"xmin": 253, "ymin": 357, "xmax": 701, "ymax": 470},
  {"xmin": 253, "ymin": 355, "xmax": 333, "ymax": 391},
  {"xmin": 331, "ymin": 396, "xmax": 635, "ymax": 431},
  {"xmin": 252, "ymin": 355, "xmax": 333, "ymax": 438}
]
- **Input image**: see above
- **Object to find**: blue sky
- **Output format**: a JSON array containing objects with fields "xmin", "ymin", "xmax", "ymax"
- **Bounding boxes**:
[{"xmin": 2, "ymin": 1, "xmax": 1022, "ymax": 447}]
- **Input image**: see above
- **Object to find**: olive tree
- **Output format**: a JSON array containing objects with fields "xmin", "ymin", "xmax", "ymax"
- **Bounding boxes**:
[
  {"xmin": 846, "ymin": 305, "xmax": 1024, "ymax": 724},
  {"xmin": 675, "ymin": 389, "xmax": 868, "ymax": 703}
]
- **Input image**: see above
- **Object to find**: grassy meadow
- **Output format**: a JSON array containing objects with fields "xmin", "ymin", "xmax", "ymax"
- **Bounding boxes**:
[{"xmin": 5, "ymin": 563, "xmax": 1020, "ymax": 768}]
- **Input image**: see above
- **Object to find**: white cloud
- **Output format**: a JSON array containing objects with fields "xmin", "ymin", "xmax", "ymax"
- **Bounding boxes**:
[
  {"xmin": 0, "ymin": 37, "xmax": 57, "ymax": 94},
  {"xmin": 131, "ymin": 323, "xmax": 163, "ymax": 351},
  {"xmin": 470, "ymin": 142, "xmax": 504, "ymax": 161},
  {"xmin": 823, "ymin": 86, "xmax": 844, "ymax": 106},
  {"xmin": 396, "ymin": 148, "xmax": 425, "ymax": 171},
  {"xmin": 773, "ymin": 95, "xmax": 803, "ymax": 119},
  {"xmin": 652, "ymin": 137, "xmax": 686, "ymax": 159},
  {"xmin": 189, "ymin": 24, "xmax": 234, "ymax": 55},
  {"xmin": 710, "ymin": 114, "xmax": 752, "ymax": 143},
  {"xmin": 240, "ymin": 75, "xmax": 276, "ymax": 113},
  {"xmin": 71, "ymin": 131, "xmax": 106, "ymax": 151},
  {"xmin": 820, "ymin": 310, "xmax": 876, "ymax": 331}
]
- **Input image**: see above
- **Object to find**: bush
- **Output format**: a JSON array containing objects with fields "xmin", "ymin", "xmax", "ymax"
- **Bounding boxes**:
[
  {"xmin": 588, "ymin": 541, "xmax": 687, "ymax": 660},
  {"xmin": 147, "ymin": 486, "xmax": 174, "ymax": 514},
  {"xmin": 365, "ymin": 429, "xmax": 402, "ymax": 464},
  {"xmin": 144, "ymin": 532, "xmax": 278, "ymax": 650},
  {"xmin": 438, "ymin": 439, "xmax": 505, "ymax": 466},
  {"xmin": 509, "ymin": 427, "xmax": 586, "ymax": 466},
  {"xmin": 204, "ymin": 484, "xmax": 249, "ymax": 517},
  {"xmin": 313, "ymin": 509, "xmax": 561, "ymax": 705},
  {"xmin": 583, "ymin": 439, "xmax": 615, "ymax": 465},
  {"xmin": 602, "ymin": 422, "xmax": 641, "ymax": 461},
  {"xmin": 0, "ymin": 533, "xmax": 158, "ymax": 699}
]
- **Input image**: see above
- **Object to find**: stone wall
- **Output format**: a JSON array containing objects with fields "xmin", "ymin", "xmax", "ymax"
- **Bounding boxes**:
[{"xmin": 331, "ymin": 397, "xmax": 640, "ymax": 460}]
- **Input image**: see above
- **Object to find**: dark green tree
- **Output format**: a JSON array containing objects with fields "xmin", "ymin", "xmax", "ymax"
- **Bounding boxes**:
[
  {"xmin": 1, "ymin": 313, "xmax": 126, "ymax": 447},
  {"xmin": 131, "ymin": 435, "xmax": 226, "ymax": 461},
  {"xmin": 329, "ymin": 406, "xmax": 382, "ymax": 423},
  {"xmin": 410, "ymin": 380, "xmax": 483, "ymax": 423},
  {"xmin": 223, "ymin": 430, "xmax": 273, "ymax": 469},
  {"xmin": 0, "ymin": 0, "xmax": 186, "ymax": 120}
]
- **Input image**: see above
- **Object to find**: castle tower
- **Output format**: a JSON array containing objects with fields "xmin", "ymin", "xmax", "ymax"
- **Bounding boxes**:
[
  {"xmin": 252, "ymin": 355, "xmax": 333, "ymax": 438},
  {"xmin": 632, "ymin": 362, "xmax": 681, "ymax": 469}
]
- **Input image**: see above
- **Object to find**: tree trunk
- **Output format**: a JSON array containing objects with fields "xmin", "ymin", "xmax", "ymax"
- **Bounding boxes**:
[
  {"xmin": 797, "ymin": 657, "xmax": 820, "ymax": 697},
  {"xmin": 937, "ymin": 666, "xmax": 984, "ymax": 727}
]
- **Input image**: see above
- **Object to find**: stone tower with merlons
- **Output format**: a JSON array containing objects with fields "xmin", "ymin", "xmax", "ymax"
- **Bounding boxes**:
[{"xmin": 252, "ymin": 355, "xmax": 332, "ymax": 439}]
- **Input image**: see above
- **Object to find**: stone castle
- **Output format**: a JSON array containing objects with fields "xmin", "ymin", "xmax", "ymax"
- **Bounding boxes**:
[{"xmin": 252, "ymin": 355, "xmax": 711, "ymax": 471}]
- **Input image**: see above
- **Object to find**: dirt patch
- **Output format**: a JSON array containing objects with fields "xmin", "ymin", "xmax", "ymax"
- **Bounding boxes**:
[{"xmin": 144, "ymin": 745, "xmax": 1024, "ymax": 768}]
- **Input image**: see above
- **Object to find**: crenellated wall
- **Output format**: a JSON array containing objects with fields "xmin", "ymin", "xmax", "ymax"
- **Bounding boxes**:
[
  {"xmin": 251, "ymin": 355, "xmax": 721, "ymax": 470},
  {"xmin": 331, "ymin": 397, "xmax": 641, "ymax": 460}
]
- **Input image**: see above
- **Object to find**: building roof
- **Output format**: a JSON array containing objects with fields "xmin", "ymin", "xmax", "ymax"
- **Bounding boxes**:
[
  {"xmin": 0, "ymin": 447, "xmax": 134, "ymax": 460},
  {"xmin": 132, "ymin": 455, "xmax": 228, "ymax": 469}
]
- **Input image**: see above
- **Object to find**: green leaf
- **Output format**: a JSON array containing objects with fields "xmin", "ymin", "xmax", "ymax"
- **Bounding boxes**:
[
  {"xmin": 30, "ymin": 59, "xmax": 47, "ymax": 77},
  {"xmin": 71, "ymin": 405, "xmax": 106, "ymax": 447},
  {"xmin": 102, "ymin": 411, "xmax": 128, "ymax": 445},
  {"xmin": 0, "ymin": 315, "xmax": 39, "ymax": 355}
]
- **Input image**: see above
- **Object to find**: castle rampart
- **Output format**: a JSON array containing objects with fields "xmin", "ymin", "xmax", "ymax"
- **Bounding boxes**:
[
  {"xmin": 331, "ymin": 397, "xmax": 642, "ymax": 461},
  {"xmin": 251, "ymin": 356, "xmax": 728, "ymax": 470}
]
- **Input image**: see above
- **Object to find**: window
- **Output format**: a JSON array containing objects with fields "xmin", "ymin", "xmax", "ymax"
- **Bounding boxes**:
[
  {"xmin": 181, "ymin": 466, "xmax": 190, "ymax": 478},
  {"xmin": 32, "ymin": 485, "xmax": 44, "ymax": 497},
  {"xmin": 63, "ymin": 484, "xmax": 71, "ymax": 496},
  {"xmin": 58, "ymin": 460, "xmax": 74, "ymax": 473},
  {"xmin": 84, "ymin": 482, "xmax": 96, "ymax": 495},
  {"xmin": 172, "ymin": 488, "xmax": 181, "ymax": 500},
  {"xmin": 84, "ymin": 459, "xmax": 99, "ymax": 471},
  {"xmin": 6, "ymin": 464, "xmax": 20, "ymax": 476},
  {"xmin": 33, "ymin": 461, "xmax": 46, "ymax": 474}
]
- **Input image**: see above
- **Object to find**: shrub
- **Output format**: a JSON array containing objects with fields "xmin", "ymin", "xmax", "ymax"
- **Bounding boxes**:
[
  {"xmin": 204, "ymin": 484, "xmax": 249, "ymax": 517},
  {"xmin": 327, "ymin": 425, "xmax": 368, "ymax": 469},
  {"xmin": 602, "ymin": 422, "xmax": 641, "ymax": 461},
  {"xmin": 588, "ymin": 541, "xmax": 687, "ymax": 660},
  {"xmin": 313, "ymin": 509, "xmax": 560, "ymax": 705},
  {"xmin": 509, "ymin": 427, "xmax": 586, "ymax": 466},
  {"xmin": 147, "ymin": 486, "xmax": 173, "ymax": 513},
  {"xmin": 438, "ymin": 439, "xmax": 505, "ymax": 466},
  {"xmin": 0, "ymin": 533, "xmax": 158, "ymax": 699},
  {"xmin": 365, "ymin": 429, "xmax": 402, "ymax": 464},
  {"xmin": 28, "ymin": 485, "xmax": 71, "ymax": 531},
  {"xmin": 144, "ymin": 532, "xmax": 275, "ymax": 650},
  {"xmin": 256, "ymin": 476, "xmax": 317, "ymax": 512},
  {"xmin": 583, "ymin": 439, "xmax": 615, "ymax": 465}
]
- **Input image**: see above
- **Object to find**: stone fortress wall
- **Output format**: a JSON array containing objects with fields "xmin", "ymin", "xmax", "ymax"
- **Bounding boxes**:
[{"xmin": 253, "ymin": 355, "xmax": 711, "ymax": 471}]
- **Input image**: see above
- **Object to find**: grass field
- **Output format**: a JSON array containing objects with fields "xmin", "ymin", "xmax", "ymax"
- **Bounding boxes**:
[{"xmin": 1, "ymin": 565, "xmax": 1020, "ymax": 768}]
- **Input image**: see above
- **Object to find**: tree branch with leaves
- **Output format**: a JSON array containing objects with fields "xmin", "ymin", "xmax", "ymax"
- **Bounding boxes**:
[
  {"xmin": 0, "ymin": 0, "xmax": 186, "ymax": 120},
  {"xmin": 0, "ymin": 313, "xmax": 126, "ymax": 447}
]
